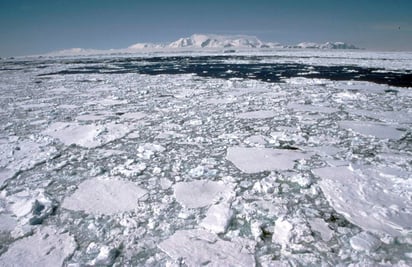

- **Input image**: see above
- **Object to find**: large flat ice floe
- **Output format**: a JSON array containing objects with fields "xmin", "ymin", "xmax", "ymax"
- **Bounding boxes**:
[
  {"xmin": 0, "ymin": 227, "xmax": 76, "ymax": 267},
  {"xmin": 158, "ymin": 229, "xmax": 255, "ymax": 267},
  {"xmin": 173, "ymin": 180, "xmax": 234, "ymax": 208},
  {"xmin": 227, "ymin": 146, "xmax": 310, "ymax": 173},
  {"xmin": 313, "ymin": 166, "xmax": 412, "ymax": 236},
  {"xmin": 0, "ymin": 139, "xmax": 57, "ymax": 186},
  {"xmin": 42, "ymin": 122, "xmax": 135, "ymax": 148},
  {"xmin": 338, "ymin": 120, "xmax": 405, "ymax": 140},
  {"xmin": 235, "ymin": 110, "xmax": 277, "ymax": 119},
  {"xmin": 62, "ymin": 177, "xmax": 147, "ymax": 214}
]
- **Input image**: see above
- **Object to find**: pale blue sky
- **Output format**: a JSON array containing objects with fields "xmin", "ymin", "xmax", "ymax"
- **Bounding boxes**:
[{"xmin": 1, "ymin": 0, "xmax": 411, "ymax": 56}]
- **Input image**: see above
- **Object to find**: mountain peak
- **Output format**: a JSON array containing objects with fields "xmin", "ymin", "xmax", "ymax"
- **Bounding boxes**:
[
  {"xmin": 46, "ymin": 34, "xmax": 360, "ymax": 57},
  {"xmin": 168, "ymin": 34, "xmax": 265, "ymax": 49}
]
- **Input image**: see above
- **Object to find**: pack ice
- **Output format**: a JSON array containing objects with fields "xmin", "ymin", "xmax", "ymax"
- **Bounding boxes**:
[{"xmin": 1, "ymin": 51, "xmax": 412, "ymax": 266}]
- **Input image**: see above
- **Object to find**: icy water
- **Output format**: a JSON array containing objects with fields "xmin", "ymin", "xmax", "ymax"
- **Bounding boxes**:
[{"xmin": 0, "ymin": 52, "xmax": 411, "ymax": 266}]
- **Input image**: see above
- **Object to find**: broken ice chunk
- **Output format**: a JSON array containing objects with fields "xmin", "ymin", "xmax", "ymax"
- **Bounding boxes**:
[
  {"xmin": 62, "ymin": 177, "xmax": 147, "ymax": 215},
  {"xmin": 244, "ymin": 135, "xmax": 267, "ymax": 146},
  {"xmin": 8, "ymin": 189, "xmax": 55, "ymax": 226},
  {"xmin": 0, "ymin": 226, "xmax": 76, "ymax": 267},
  {"xmin": 308, "ymin": 218, "xmax": 333, "ymax": 242},
  {"xmin": 137, "ymin": 143, "xmax": 165, "ymax": 159},
  {"xmin": 120, "ymin": 112, "xmax": 146, "ymax": 120},
  {"xmin": 200, "ymin": 202, "xmax": 233, "ymax": 234},
  {"xmin": 173, "ymin": 180, "xmax": 233, "ymax": 209},
  {"xmin": 90, "ymin": 245, "xmax": 119, "ymax": 266},
  {"xmin": 0, "ymin": 168, "xmax": 14, "ymax": 187},
  {"xmin": 158, "ymin": 229, "xmax": 255, "ymax": 267},
  {"xmin": 226, "ymin": 146, "xmax": 310, "ymax": 173},
  {"xmin": 350, "ymin": 232, "xmax": 381, "ymax": 252},
  {"xmin": 273, "ymin": 217, "xmax": 294, "ymax": 247}
]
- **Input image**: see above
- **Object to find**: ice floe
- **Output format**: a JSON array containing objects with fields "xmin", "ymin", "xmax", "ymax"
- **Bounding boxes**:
[
  {"xmin": 158, "ymin": 229, "xmax": 255, "ymax": 267},
  {"xmin": 235, "ymin": 110, "xmax": 277, "ymax": 119},
  {"xmin": 338, "ymin": 120, "xmax": 405, "ymax": 139},
  {"xmin": 43, "ymin": 122, "xmax": 134, "ymax": 148},
  {"xmin": 200, "ymin": 202, "xmax": 233, "ymax": 234},
  {"xmin": 308, "ymin": 218, "xmax": 333, "ymax": 242},
  {"xmin": 0, "ymin": 139, "xmax": 56, "ymax": 186},
  {"xmin": 0, "ymin": 226, "xmax": 76, "ymax": 267},
  {"xmin": 8, "ymin": 189, "xmax": 55, "ymax": 226},
  {"xmin": 173, "ymin": 180, "xmax": 234, "ymax": 208},
  {"xmin": 62, "ymin": 177, "xmax": 147, "ymax": 215},
  {"xmin": 313, "ymin": 166, "xmax": 412, "ymax": 236},
  {"xmin": 349, "ymin": 232, "xmax": 381, "ymax": 252},
  {"xmin": 227, "ymin": 146, "xmax": 310, "ymax": 173}
]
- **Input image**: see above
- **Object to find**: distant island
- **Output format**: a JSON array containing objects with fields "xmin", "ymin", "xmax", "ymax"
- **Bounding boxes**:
[{"xmin": 46, "ymin": 34, "xmax": 360, "ymax": 56}]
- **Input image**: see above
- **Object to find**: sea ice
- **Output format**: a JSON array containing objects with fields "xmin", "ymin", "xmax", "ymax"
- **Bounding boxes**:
[
  {"xmin": 62, "ymin": 177, "xmax": 147, "ymax": 215},
  {"xmin": 43, "ymin": 122, "xmax": 134, "ymax": 148},
  {"xmin": 308, "ymin": 218, "xmax": 333, "ymax": 242},
  {"xmin": 0, "ymin": 213, "xmax": 16, "ymax": 232},
  {"xmin": 227, "ymin": 146, "xmax": 310, "ymax": 173},
  {"xmin": 0, "ymin": 168, "xmax": 14, "ymax": 187},
  {"xmin": 0, "ymin": 139, "xmax": 57, "ymax": 184},
  {"xmin": 158, "ymin": 229, "xmax": 255, "ymax": 267},
  {"xmin": 235, "ymin": 110, "xmax": 277, "ymax": 119},
  {"xmin": 287, "ymin": 103, "xmax": 337, "ymax": 114},
  {"xmin": 8, "ymin": 189, "xmax": 55, "ymax": 225},
  {"xmin": 273, "ymin": 217, "xmax": 294, "ymax": 247},
  {"xmin": 200, "ymin": 202, "xmax": 233, "ymax": 234},
  {"xmin": 338, "ymin": 120, "xmax": 405, "ymax": 139},
  {"xmin": 349, "ymin": 232, "xmax": 381, "ymax": 252},
  {"xmin": 173, "ymin": 180, "xmax": 233, "ymax": 208},
  {"xmin": 313, "ymin": 166, "xmax": 412, "ymax": 236},
  {"xmin": 0, "ymin": 226, "xmax": 76, "ymax": 267},
  {"xmin": 120, "ymin": 111, "xmax": 146, "ymax": 120}
]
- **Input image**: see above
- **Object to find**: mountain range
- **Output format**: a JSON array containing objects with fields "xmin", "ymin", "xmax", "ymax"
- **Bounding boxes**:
[{"xmin": 47, "ymin": 34, "xmax": 360, "ymax": 56}]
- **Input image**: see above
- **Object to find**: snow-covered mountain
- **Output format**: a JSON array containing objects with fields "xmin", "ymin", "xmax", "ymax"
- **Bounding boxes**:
[
  {"xmin": 128, "ymin": 43, "xmax": 165, "ymax": 50},
  {"xmin": 45, "ymin": 34, "xmax": 359, "ymax": 56},
  {"xmin": 168, "ymin": 34, "xmax": 265, "ymax": 49},
  {"xmin": 292, "ymin": 41, "xmax": 358, "ymax": 49}
]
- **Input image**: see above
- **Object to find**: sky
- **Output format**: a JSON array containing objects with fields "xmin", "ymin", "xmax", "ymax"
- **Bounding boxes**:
[{"xmin": 0, "ymin": 0, "xmax": 411, "ymax": 56}]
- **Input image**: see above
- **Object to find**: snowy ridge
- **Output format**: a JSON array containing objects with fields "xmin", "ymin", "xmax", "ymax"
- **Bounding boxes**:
[
  {"xmin": 46, "ymin": 34, "xmax": 359, "ymax": 56},
  {"xmin": 292, "ymin": 41, "xmax": 358, "ymax": 49},
  {"xmin": 168, "ymin": 34, "xmax": 265, "ymax": 49}
]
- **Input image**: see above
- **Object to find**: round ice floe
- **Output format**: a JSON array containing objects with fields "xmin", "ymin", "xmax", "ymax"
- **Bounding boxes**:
[
  {"xmin": 158, "ymin": 229, "xmax": 255, "ymax": 267},
  {"xmin": 226, "ymin": 146, "xmax": 310, "ymax": 173},
  {"xmin": 0, "ymin": 226, "xmax": 76, "ymax": 267},
  {"xmin": 173, "ymin": 180, "xmax": 233, "ymax": 208},
  {"xmin": 62, "ymin": 178, "xmax": 147, "ymax": 215}
]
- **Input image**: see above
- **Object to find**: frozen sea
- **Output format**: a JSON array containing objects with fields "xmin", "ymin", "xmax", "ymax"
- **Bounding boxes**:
[{"xmin": 0, "ymin": 50, "xmax": 411, "ymax": 266}]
